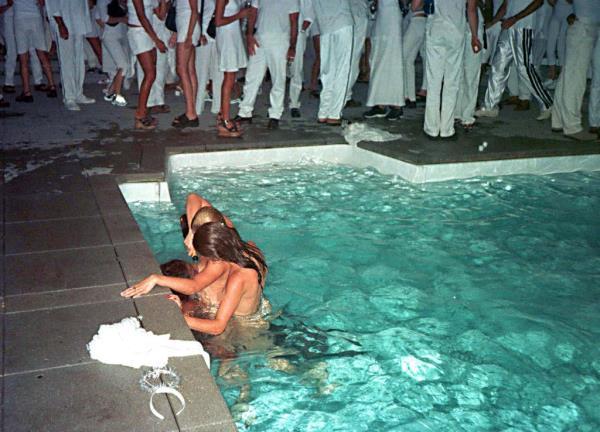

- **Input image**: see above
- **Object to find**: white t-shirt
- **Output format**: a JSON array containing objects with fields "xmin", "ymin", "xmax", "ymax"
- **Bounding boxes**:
[
  {"xmin": 53, "ymin": 0, "xmax": 92, "ymax": 35},
  {"xmin": 251, "ymin": 0, "xmax": 299, "ymax": 37},
  {"xmin": 299, "ymin": 0, "xmax": 314, "ymax": 24},
  {"xmin": 433, "ymin": 0, "xmax": 465, "ymax": 26},
  {"xmin": 552, "ymin": 0, "xmax": 573, "ymax": 20},
  {"xmin": 309, "ymin": 0, "xmax": 353, "ymax": 34},
  {"xmin": 177, "ymin": 0, "xmax": 200, "ymax": 13},
  {"xmin": 200, "ymin": 0, "xmax": 215, "ymax": 36},
  {"xmin": 506, "ymin": 0, "xmax": 536, "ymax": 29},
  {"xmin": 13, "ymin": 0, "xmax": 42, "ymax": 18},
  {"xmin": 573, "ymin": 0, "xmax": 600, "ymax": 24},
  {"xmin": 127, "ymin": 0, "xmax": 155, "ymax": 26}
]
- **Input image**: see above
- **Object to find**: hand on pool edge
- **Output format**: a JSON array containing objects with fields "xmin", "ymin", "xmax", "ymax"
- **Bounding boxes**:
[{"xmin": 120, "ymin": 274, "xmax": 158, "ymax": 298}]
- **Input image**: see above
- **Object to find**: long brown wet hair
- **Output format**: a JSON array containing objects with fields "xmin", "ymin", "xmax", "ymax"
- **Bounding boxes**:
[{"xmin": 192, "ymin": 222, "xmax": 268, "ymax": 287}]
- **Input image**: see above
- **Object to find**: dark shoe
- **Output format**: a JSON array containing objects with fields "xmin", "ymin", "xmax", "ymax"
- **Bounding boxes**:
[
  {"xmin": 290, "ymin": 108, "xmax": 301, "ymax": 118},
  {"xmin": 172, "ymin": 113, "xmax": 199, "ymax": 128},
  {"xmin": 16, "ymin": 93, "xmax": 33, "ymax": 103},
  {"xmin": 46, "ymin": 87, "xmax": 57, "ymax": 98},
  {"xmin": 386, "ymin": 107, "xmax": 403, "ymax": 121},
  {"xmin": 345, "ymin": 99, "xmax": 361, "ymax": 108},
  {"xmin": 326, "ymin": 118, "xmax": 342, "ymax": 126},
  {"xmin": 589, "ymin": 127, "xmax": 599, "ymax": 135},
  {"xmin": 0, "ymin": 99, "xmax": 9, "ymax": 108},
  {"xmin": 502, "ymin": 95, "xmax": 519, "ymax": 106},
  {"xmin": 551, "ymin": 128, "xmax": 562, "ymax": 133},
  {"xmin": 217, "ymin": 119, "xmax": 242, "ymax": 138},
  {"xmin": 405, "ymin": 100, "xmax": 417, "ymax": 109},
  {"xmin": 310, "ymin": 90, "xmax": 320, "ymax": 99},
  {"xmin": 34, "ymin": 83, "xmax": 49, "ymax": 92},
  {"xmin": 514, "ymin": 99, "xmax": 530, "ymax": 111},
  {"xmin": 267, "ymin": 118, "xmax": 279, "ymax": 129},
  {"xmin": 234, "ymin": 115, "xmax": 252, "ymax": 124},
  {"xmin": 363, "ymin": 106, "xmax": 388, "ymax": 119},
  {"xmin": 2, "ymin": 85, "xmax": 15, "ymax": 93}
]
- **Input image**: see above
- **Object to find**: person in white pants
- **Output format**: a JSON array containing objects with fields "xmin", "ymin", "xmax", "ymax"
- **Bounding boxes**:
[
  {"xmin": 85, "ymin": 1, "xmax": 103, "ymax": 70},
  {"xmin": 288, "ymin": 0, "xmax": 314, "ymax": 118},
  {"xmin": 363, "ymin": 0, "xmax": 404, "ymax": 121},
  {"xmin": 236, "ymin": 0, "xmax": 299, "ymax": 129},
  {"xmin": 423, "ymin": 0, "xmax": 481, "ymax": 139},
  {"xmin": 544, "ymin": 0, "xmax": 572, "ymax": 85},
  {"xmin": 345, "ymin": 0, "xmax": 368, "ymax": 107},
  {"xmin": 481, "ymin": 0, "xmax": 503, "ymax": 65},
  {"xmin": 402, "ymin": 0, "xmax": 426, "ymax": 108},
  {"xmin": 475, "ymin": 0, "xmax": 554, "ymax": 121},
  {"xmin": 309, "ymin": 0, "xmax": 354, "ymax": 125},
  {"xmin": 1, "ymin": 0, "xmax": 45, "ymax": 94},
  {"xmin": 47, "ymin": 0, "xmax": 97, "ymax": 110},
  {"xmin": 455, "ymin": 4, "xmax": 484, "ymax": 129},
  {"xmin": 13, "ymin": 0, "xmax": 57, "ymax": 102},
  {"xmin": 551, "ymin": 0, "xmax": 600, "ymax": 141},
  {"xmin": 195, "ymin": 0, "xmax": 222, "ymax": 116}
]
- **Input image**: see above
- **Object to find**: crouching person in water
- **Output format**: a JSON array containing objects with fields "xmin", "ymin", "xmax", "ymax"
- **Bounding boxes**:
[{"xmin": 120, "ymin": 221, "xmax": 268, "ymax": 336}]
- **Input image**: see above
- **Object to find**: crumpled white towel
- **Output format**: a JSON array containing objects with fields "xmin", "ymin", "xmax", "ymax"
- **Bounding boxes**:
[
  {"xmin": 87, "ymin": 317, "xmax": 210, "ymax": 369},
  {"xmin": 342, "ymin": 122, "xmax": 403, "ymax": 146}
]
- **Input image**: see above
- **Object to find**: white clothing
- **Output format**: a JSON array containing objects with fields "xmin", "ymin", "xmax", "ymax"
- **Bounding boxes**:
[
  {"xmin": 53, "ymin": 0, "xmax": 92, "ymax": 36},
  {"xmin": 572, "ymin": 0, "xmax": 600, "ymax": 24},
  {"xmin": 127, "ymin": 0, "xmax": 155, "ymax": 26},
  {"xmin": 433, "ymin": 0, "xmax": 466, "ymax": 30},
  {"xmin": 1, "ymin": 9, "xmax": 44, "ymax": 85},
  {"xmin": 251, "ymin": 0, "xmax": 299, "ymax": 38},
  {"xmin": 318, "ymin": 25, "xmax": 353, "ymax": 119},
  {"xmin": 309, "ymin": 0, "xmax": 352, "ymax": 35},
  {"xmin": 366, "ymin": 0, "xmax": 404, "ymax": 107},
  {"xmin": 545, "ymin": 2, "xmax": 571, "ymax": 66},
  {"xmin": 552, "ymin": 20, "xmax": 600, "ymax": 134},
  {"xmin": 288, "ymin": 28, "xmax": 310, "ymax": 109},
  {"xmin": 200, "ymin": 0, "xmax": 215, "ymax": 36},
  {"xmin": 590, "ymin": 37, "xmax": 600, "ymax": 127},
  {"xmin": 423, "ymin": 11, "xmax": 465, "ymax": 137},
  {"xmin": 402, "ymin": 15, "xmax": 426, "ymax": 102},
  {"xmin": 175, "ymin": 8, "xmax": 200, "ymax": 44},
  {"xmin": 103, "ymin": 24, "xmax": 132, "ymax": 73},
  {"xmin": 13, "ymin": 0, "xmax": 41, "ymax": 18},
  {"xmin": 14, "ymin": 14, "xmax": 47, "ymax": 53},
  {"xmin": 345, "ymin": 0, "xmax": 369, "ymax": 102},
  {"xmin": 55, "ymin": 33, "xmax": 86, "ymax": 103},
  {"xmin": 238, "ymin": 35, "xmax": 289, "ymax": 119},
  {"xmin": 215, "ymin": 0, "xmax": 247, "ymax": 72},
  {"xmin": 482, "ymin": 20, "xmax": 501, "ymax": 64},
  {"xmin": 506, "ymin": 0, "xmax": 536, "ymax": 29},
  {"xmin": 195, "ymin": 39, "xmax": 223, "ymax": 114},
  {"xmin": 128, "ymin": 26, "xmax": 155, "ymax": 54},
  {"xmin": 177, "ymin": 0, "xmax": 200, "ymax": 12}
]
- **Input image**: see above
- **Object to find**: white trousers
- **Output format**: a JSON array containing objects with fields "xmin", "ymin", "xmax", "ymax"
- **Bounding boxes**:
[
  {"xmin": 455, "ymin": 18, "xmax": 483, "ymax": 125},
  {"xmin": 481, "ymin": 21, "xmax": 501, "ymax": 64},
  {"xmin": 423, "ymin": 16, "xmax": 464, "ymax": 138},
  {"xmin": 2, "ymin": 13, "xmax": 43, "ymax": 86},
  {"xmin": 195, "ymin": 39, "xmax": 223, "ymax": 115},
  {"xmin": 56, "ymin": 34, "xmax": 86, "ymax": 103},
  {"xmin": 345, "ymin": 16, "xmax": 368, "ymax": 102},
  {"xmin": 402, "ymin": 16, "xmax": 426, "ymax": 102},
  {"xmin": 507, "ymin": 64, "xmax": 530, "ymax": 100},
  {"xmin": 552, "ymin": 21, "xmax": 600, "ymax": 134},
  {"xmin": 546, "ymin": 15, "xmax": 568, "ymax": 66},
  {"xmin": 288, "ymin": 30, "xmax": 309, "ymax": 109},
  {"xmin": 102, "ymin": 25, "xmax": 131, "ymax": 77},
  {"xmin": 238, "ymin": 35, "xmax": 289, "ymax": 120},
  {"xmin": 319, "ymin": 26, "xmax": 353, "ymax": 120},
  {"xmin": 483, "ymin": 27, "xmax": 553, "ymax": 111}
]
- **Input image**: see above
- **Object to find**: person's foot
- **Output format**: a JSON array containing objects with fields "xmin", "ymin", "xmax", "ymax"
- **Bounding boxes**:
[
  {"xmin": 363, "ymin": 106, "xmax": 388, "ymax": 119},
  {"xmin": 76, "ymin": 95, "xmax": 96, "ymax": 104},
  {"xmin": 149, "ymin": 104, "xmax": 171, "ymax": 114},
  {"xmin": 589, "ymin": 127, "xmax": 599, "ymax": 135},
  {"xmin": 217, "ymin": 118, "xmax": 242, "ymax": 138},
  {"xmin": 267, "ymin": 118, "xmax": 279, "ymax": 129},
  {"xmin": 34, "ymin": 83, "xmax": 49, "ymax": 92},
  {"xmin": 104, "ymin": 93, "xmax": 116, "ymax": 102},
  {"xmin": 16, "ymin": 93, "xmax": 33, "ymax": 103},
  {"xmin": 405, "ymin": 100, "xmax": 417, "ymax": 109},
  {"xmin": 290, "ymin": 108, "xmax": 301, "ymax": 118},
  {"xmin": 474, "ymin": 107, "xmax": 499, "ymax": 118},
  {"xmin": 111, "ymin": 94, "xmax": 127, "ymax": 107},
  {"xmin": 345, "ymin": 99, "xmax": 361, "ymax": 108},
  {"xmin": 564, "ymin": 130, "xmax": 598, "ymax": 141},
  {"xmin": 0, "ymin": 99, "xmax": 9, "ymax": 108},
  {"xmin": 462, "ymin": 122, "xmax": 475, "ymax": 132},
  {"xmin": 172, "ymin": 113, "xmax": 199, "ymax": 128},
  {"xmin": 2, "ymin": 85, "xmax": 15, "ymax": 93},
  {"xmin": 502, "ymin": 95, "xmax": 519, "ymax": 106},
  {"xmin": 46, "ymin": 87, "xmax": 57, "ymax": 98},
  {"xmin": 135, "ymin": 115, "xmax": 157, "ymax": 130},
  {"xmin": 65, "ymin": 100, "xmax": 81, "ymax": 111},
  {"xmin": 234, "ymin": 115, "xmax": 252, "ymax": 124},
  {"xmin": 386, "ymin": 107, "xmax": 403, "ymax": 121},
  {"xmin": 326, "ymin": 118, "xmax": 342, "ymax": 126},
  {"xmin": 416, "ymin": 90, "xmax": 427, "ymax": 101},
  {"xmin": 514, "ymin": 99, "xmax": 530, "ymax": 111},
  {"xmin": 536, "ymin": 107, "xmax": 552, "ymax": 121}
]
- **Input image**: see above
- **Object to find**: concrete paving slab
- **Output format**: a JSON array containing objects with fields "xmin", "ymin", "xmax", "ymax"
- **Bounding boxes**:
[
  {"xmin": 93, "ymin": 185, "xmax": 133, "ymax": 215},
  {"xmin": 2, "ymin": 160, "xmax": 91, "ymax": 195},
  {"xmin": 115, "ymin": 241, "xmax": 163, "ymax": 284},
  {"xmin": 133, "ymin": 295, "xmax": 195, "ymax": 341},
  {"xmin": 4, "ymin": 216, "xmax": 112, "ymax": 255},
  {"xmin": 5, "ymin": 190, "xmax": 100, "ymax": 222},
  {"xmin": 4, "ymin": 300, "xmax": 137, "ymax": 374},
  {"xmin": 3, "ymin": 363, "xmax": 180, "ymax": 432},
  {"xmin": 4, "ymin": 246, "xmax": 124, "ymax": 296},
  {"xmin": 103, "ymin": 211, "xmax": 147, "ymax": 245},
  {"xmin": 5, "ymin": 283, "xmax": 129, "ymax": 314}
]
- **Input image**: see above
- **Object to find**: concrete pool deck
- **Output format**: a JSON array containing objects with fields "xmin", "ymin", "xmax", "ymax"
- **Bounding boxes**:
[{"xmin": 1, "ymin": 70, "xmax": 599, "ymax": 431}]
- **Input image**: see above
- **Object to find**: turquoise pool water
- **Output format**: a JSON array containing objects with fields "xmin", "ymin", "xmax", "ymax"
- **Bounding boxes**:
[{"xmin": 128, "ymin": 164, "xmax": 600, "ymax": 431}]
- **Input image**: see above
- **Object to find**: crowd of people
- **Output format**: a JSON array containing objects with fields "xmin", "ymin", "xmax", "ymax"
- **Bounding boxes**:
[{"xmin": 0, "ymin": 0, "xmax": 598, "ymax": 141}]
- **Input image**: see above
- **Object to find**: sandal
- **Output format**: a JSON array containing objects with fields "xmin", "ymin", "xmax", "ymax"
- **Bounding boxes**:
[
  {"xmin": 172, "ymin": 113, "xmax": 199, "ymax": 128},
  {"xmin": 462, "ymin": 122, "xmax": 475, "ymax": 132},
  {"xmin": 47, "ymin": 86, "xmax": 58, "ymax": 98},
  {"xmin": 134, "ymin": 115, "xmax": 157, "ymax": 130},
  {"xmin": 34, "ymin": 84, "xmax": 50, "ymax": 92},
  {"xmin": 217, "ymin": 119, "xmax": 242, "ymax": 138}
]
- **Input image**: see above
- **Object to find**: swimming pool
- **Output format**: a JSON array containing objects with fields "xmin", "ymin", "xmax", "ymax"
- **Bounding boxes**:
[{"xmin": 127, "ymin": 162, "xmax": 600, "ymax": 431}]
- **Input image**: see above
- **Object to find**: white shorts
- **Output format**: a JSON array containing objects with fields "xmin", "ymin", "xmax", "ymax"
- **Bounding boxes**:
[
  {"xmin": 127, "ymin": 27, "xmax": 155, "ymax": 55},
  {"xmin": 176, "ymin": 11, "xmax": 200, "ymax": 45},
  {"xmin": 14, "ymin": 15, "xmax": 48, "ymax": 54}
]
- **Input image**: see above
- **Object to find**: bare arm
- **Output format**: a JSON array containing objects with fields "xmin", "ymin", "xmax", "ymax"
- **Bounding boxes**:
[
  {"xmin": 215, "ymin": 0, "xmax": 248, "ymax": 27},
  {"xmin": 502, "ymin": 0, "xmax": 542, "ymax": 29},
  {"xmin": 467, "ymin": 0, "xmax": 482, "ymax": 53},
  {"xmin": 132, "ymin": 0, "xmax": 162, "ymax": 44},
  {"xmin": 487, "ymin": 0, "xmax": 507, "ymax": 28}
]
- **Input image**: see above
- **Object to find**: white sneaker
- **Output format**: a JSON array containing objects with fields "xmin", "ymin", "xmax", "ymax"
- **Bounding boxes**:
[
  {"xmin": 474, "ymin": 107, "xmax": 499, "ymax": 118},
  {"xmin": 76, "ymin": 95, "xmax": 96, "ymax": 104},
  {"xmin": 536, "ymin": 107, "xmax": 552, "ymax": 121},
  {"xmin": 111, "ymin": 94, "xmax": 127, "ymax": 107},
  {"xmin": 65, "ymin": 100, "xmax": 81, "ymax": 111},
  {"xmin": 103, "ymin": 93, "xmax": 115, "ymax": 102}
]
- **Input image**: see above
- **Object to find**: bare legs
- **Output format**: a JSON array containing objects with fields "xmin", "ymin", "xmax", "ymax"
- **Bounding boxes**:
[
  {"xmin": 175, "ymin": 43, "xmax": 198, "ymax": 121},
  {"xmin": 309, "ymin": 35, "xmax": 320, "ymax": 93},
  {"xmin": 86, "ymin": 37, "xmax": 103, "ymax": 67},
  {"xmin": 220, "ymin": 71, "xmax": 236, "ymax": 121},
  {"xmin": 135, "ymin": 49, "xmax": 157, "ymax": 125}
]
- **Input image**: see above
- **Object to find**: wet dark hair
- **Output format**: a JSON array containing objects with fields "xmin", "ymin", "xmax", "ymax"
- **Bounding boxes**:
[
  {"xmin": 160, "ymin": 259, "xmax": 196, "ymax": 279},
  {"xmin": 192, "ymin": 222, "xmax": 268, "ymax": 287}
]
